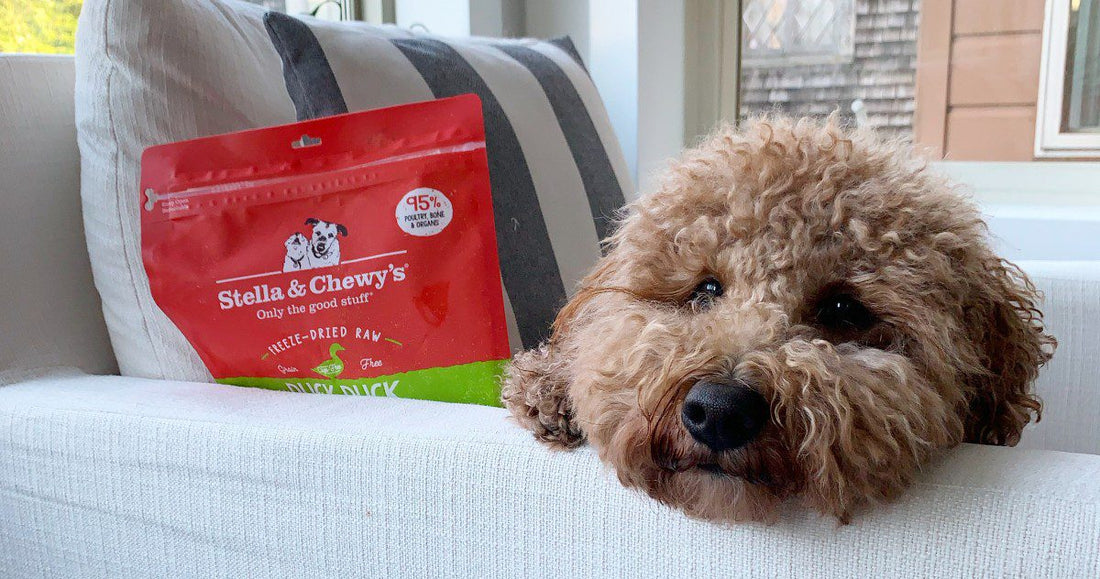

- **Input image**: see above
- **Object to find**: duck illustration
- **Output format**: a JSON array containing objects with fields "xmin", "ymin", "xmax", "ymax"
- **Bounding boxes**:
[{"xmin": 312, "ymin": 343, "xmax": 346, "ymax": 379}]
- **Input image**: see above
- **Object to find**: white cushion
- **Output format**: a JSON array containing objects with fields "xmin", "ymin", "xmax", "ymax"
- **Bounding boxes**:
[
  {"xmin": 75, "ymin": 0, "xmax": 297, "ymax": 381},
  {"xmin": 0, "ymin": 55, "xmax": 116, "ymax": 383},
  {"xmin": 1, "ymin": 374, "xmax": 1098, "ymax": 577},
  {"xmin": 1016, "ymin": 261, "xmax": 1100, "ymax": 455}
]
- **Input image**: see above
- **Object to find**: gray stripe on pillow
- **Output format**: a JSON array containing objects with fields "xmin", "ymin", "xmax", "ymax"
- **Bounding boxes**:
[
  {"xmin": 494, "ymin": 44, "xmax": 625, "ymax": 244},
  {"xmin": 263, "ymin": 12, "xmax": 349, "ymax": 120},
  {"xmin": 392, "ymin": 37, "xmax": 566, "ymax": 348},
  {"xmin": 532, "ymin": 42, "xmax": 635, "ymax": 203},
  {"xmin": 547, "ymin": 36, "xmax": 588, "ymax": 74},
  {"xmin": 451, "ymin": 42, "xmax": 601, "ymax": 309}
]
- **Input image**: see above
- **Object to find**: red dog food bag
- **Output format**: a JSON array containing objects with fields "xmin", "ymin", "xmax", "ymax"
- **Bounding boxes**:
[{"xmin": 140, "ymin": 95, "xmax": 510, "ymax": 405}]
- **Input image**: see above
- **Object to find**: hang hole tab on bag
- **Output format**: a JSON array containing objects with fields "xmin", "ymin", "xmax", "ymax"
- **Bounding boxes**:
[
  {"xmin": 144, "ymin": 188, "xmax": 158, "ymax": 211},
  {"xmin": 291, "ymin": 134, "xmax": 322, "ymax": 149}
]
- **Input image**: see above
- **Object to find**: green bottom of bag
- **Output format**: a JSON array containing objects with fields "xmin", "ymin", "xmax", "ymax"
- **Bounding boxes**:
[{"xmin": 218, "ymin": 359, "xmax": 508, "ymax": 407}]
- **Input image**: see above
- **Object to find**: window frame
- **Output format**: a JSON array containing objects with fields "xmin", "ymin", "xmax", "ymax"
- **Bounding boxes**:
[{"xmin": 1036, "ymin": 0, "xmax": 1100, "ymax": 158}]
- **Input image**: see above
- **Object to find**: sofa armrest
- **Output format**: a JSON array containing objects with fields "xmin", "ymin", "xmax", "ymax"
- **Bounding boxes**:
[
  {"xmin": 1017, "ymin": 261, "xmax": 1100, "ymax": 455},
  {"xmin": 1, "ymin": 375, "xmax": 1098, "ymax": 577}
]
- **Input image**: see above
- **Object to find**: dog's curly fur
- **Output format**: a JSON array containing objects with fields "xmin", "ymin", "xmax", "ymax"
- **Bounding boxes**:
[{"xmin": 502, "ymin": 117, "xmax": 1055, "ymax": 523}]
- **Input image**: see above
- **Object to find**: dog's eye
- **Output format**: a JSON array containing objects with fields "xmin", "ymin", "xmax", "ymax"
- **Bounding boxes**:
[
  {"xmin": 688, "ymin": 278, "xmax": 723, "ymax": 310},
  {"xmin": 816, "ymin": 293, "xmax": 875, "ymax": 331}
]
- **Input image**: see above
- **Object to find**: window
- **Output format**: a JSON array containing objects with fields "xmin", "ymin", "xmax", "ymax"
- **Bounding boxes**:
[
  {"xmin": 0, "ymin": 0, "xmax": 388, "ymax": 55},
  {"xmin": 678, "ymin": 0, "xmax": 1100, "ymax": 260},
  {"xmin": 1037, "ymin": 0, "xmax": 1100, "ymax": 157},
  {"xmin": 242, "ymin": 0, "xmax": 353, "ymax": 22},
  {"xmin": 728, "ymin": 0, "xmax": 1100, "ymax": 163},
  {"xmin": 742, "ymin": 0, "xmax": 856, "ymax": 65},
  {"xmin": 0, "ymin": 0, "xmax": 82, "ymax": 54}
]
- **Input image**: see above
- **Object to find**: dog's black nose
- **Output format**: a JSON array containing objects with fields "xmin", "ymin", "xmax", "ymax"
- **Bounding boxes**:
[{"xmin": 681, "ymin": 380, "xmax": 769, "ymax": 452}]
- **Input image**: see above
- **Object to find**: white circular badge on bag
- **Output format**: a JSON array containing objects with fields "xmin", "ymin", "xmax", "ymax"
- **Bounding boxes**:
[{"xmin": 396, "ymin": 188, "xmax": 453, "ymax": 237}]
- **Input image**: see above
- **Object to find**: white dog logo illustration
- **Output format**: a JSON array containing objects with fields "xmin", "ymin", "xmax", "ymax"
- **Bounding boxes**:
[
  {"xmin": 282, "ymin": 232, "xmax": 311, "ymax": 272},
  {"xmin": 305, "ymin": 217, "xmax": 348, "ymax": 268}
]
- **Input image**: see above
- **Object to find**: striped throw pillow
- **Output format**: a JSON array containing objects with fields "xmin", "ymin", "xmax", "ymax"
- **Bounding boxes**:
[{"xmin": 263, "ymin": 13, "xmax": 633, "ymax": 350}]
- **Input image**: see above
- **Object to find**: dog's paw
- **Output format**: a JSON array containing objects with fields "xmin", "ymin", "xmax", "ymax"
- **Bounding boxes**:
[{"xmin": 502, "ymin": 345, "xmax": 585, "ymax": 449}]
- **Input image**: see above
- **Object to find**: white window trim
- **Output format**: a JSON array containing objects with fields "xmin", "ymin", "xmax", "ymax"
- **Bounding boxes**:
[
  {"xmin": 1035, "ymin": 0, "xmax": 1100, "ymax": 158},
  {"xmin": 359, "ymin": 0, "xmax": 395, "ymax": 24}
]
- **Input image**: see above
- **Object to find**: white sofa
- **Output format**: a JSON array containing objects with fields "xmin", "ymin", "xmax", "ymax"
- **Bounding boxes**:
[{"xmin": 2, "ymin": 54, "xmax": 1100, "ymax": 578}]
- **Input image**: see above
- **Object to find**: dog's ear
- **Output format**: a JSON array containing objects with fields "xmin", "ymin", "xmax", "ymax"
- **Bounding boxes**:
[
  {"xmin": 336, "ymin": 224, "xmax": 348, "ymax": 237},
  {"xmin": 962, "ymin": 256, "xmax": 1055, "ymax": 446},
  {"xmin": 305, "ymin": 218, "xmax": 320, "ymax": 226},
  {"xmin": 502, "ymin": 344, "xmax": 584, "ymax": 449}
]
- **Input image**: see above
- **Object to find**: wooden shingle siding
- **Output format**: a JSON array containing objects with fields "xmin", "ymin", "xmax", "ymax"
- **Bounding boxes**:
[{"xmin": 740, "ymin": 0, "xmax": 920, "ymax": 137}]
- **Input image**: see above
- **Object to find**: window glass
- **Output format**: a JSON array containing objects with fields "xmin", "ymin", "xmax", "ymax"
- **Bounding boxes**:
[
  {"xmin": 1, "ymin": 0, "xmax": 82, "ymax": 54},
  {"xmin": 243, "ymin": 0, "xmax": 346, "ymax": 22},
  {"xmin": 1064, "ymin": 0, "xmax": 1100, "ymax": 132},
  {"xmin": 739, "ymin": 0, "xmax": 1100, "ymax": 161},
  {"xmin": 0, "ymin": 0, "xmax": 346, "ymax": 55},
  {"xmin": 743, "ymin": 0, "xmax": 856, "ymax": 65},
  {"xmin": 740, "ymin": 0, "xmax": 916, "ymax": 140}
]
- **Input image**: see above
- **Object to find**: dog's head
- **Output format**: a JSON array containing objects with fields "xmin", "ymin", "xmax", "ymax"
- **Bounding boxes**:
[
  {"xmin": 285, "ymin": 232, "xmax": 309, "ymax": 260},
  {"xmin": 503, "ymin": 117, "xmax": 1054, "ymax": 523},
  {"xmin": 305, "ymin": 218, "xmax": 348, "ymax": 257}
]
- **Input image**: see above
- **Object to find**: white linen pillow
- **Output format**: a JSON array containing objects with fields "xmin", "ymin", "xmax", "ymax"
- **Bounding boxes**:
[{"xmin": 76, "ymin": 0, "xmax": 296, "ymax": 380}]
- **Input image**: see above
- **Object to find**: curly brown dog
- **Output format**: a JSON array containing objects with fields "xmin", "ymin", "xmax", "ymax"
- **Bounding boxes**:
[{"xmin": 502, "ymin": 117, "xmax": 1055, "ymax": 523}]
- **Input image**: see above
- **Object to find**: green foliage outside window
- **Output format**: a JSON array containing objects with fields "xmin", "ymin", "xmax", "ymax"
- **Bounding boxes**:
[{"xmin": 1, "ymin": 0, "xmax": 83, "ymax": 54}]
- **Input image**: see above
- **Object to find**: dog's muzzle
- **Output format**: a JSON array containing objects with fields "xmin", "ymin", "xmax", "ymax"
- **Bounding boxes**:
[{"xmin": 681, "ymin": 380, "xmax": 768, "ymax": 452}]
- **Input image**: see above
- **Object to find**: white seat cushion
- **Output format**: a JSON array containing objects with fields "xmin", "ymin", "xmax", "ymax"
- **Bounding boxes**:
[{"xmin": 1, "ymin": 374, "xmax": 1098, "ymax": 577}]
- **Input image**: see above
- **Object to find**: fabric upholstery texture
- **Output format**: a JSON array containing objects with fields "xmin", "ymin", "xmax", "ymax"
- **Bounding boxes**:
[
  {"xmin": 0, "ymin": 55, "xmax": 116, "ymax": 384},
  {"xmin": 1, "ymin": 374, "xmax": 1098, "ymax": 578},
  {"xmin": 75, "ymin": 0, "xmax": 297, "ymax": 382},
  {"xmin": 1015, "ymin": 261, "xmax": 1100, "ymax": 455},
  {"xmin": 263, "ymin": 12, "xmax": 632, "ymax": 349}
]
